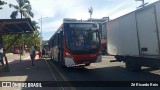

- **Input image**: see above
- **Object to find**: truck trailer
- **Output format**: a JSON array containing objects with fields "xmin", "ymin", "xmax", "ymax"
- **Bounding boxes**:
[{"xmin": 106, "ymin": 1, "xmax": 160, "ymax": 71}]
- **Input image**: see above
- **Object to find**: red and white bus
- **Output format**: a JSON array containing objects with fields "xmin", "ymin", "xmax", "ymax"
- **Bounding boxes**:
[{"xmin": 48, "ymin": 19, "xmax": 102, "ymax": 67}]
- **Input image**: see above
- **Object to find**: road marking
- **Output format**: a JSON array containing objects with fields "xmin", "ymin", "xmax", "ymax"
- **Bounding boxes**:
[
  {"xmin": 46, "ymin": 60, "xmax": 76, "ymax": 90},
  {"xmin": 45, "ymin": 60, "xmax": 65, "ymax": 90}
]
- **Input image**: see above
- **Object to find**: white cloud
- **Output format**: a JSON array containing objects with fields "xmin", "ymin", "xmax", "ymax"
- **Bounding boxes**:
[
  {"xmin": 0, "ymin": 0, "xmax": 159, "ymax": 40},
  {"xmin": 0, "ymin": 0, "xmax": 17, "ymax": 19},
  {"xmin": 30, "ymin": 0, "xmax": 56, "ymax": 18},
  {"xmin": 31, "ymin": 0, "xmax": 160, "ymax": 39},
  {"xmin": 42, "ymin": 20, "xmax": 62, "ymax": 32}
]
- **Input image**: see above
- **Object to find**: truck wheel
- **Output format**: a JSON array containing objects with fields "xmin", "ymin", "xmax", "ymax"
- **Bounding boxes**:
[
  {"xmin": 125, "ymin": 60, "xmax": 141, "ymax": 72},
  {"xmin": 151, "ymin": 65, "xmax": 160, "ymax": 70},
  {"xmin": 85, "ymin": 63, "xmax": 91, "ymax": 66}
]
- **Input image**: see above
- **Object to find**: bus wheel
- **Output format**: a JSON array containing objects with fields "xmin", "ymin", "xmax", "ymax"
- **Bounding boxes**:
[
  {"xmin": 50, "ymin": 55, "xmax": 52, "ymax": 60},
  {"xmin": 58, "ymin": 56, "xmax": 65, "ymax": 68},
  {"xmin": 125, "ymin": 59, "xmax": 141, "ymax": 72},
  {"xmin": 59, "ymin": 60, "xmax": 66, "ymax": 68},
  {"xmin": 85, "ymin": 63, "xmax": 91, "ymax": 66}
]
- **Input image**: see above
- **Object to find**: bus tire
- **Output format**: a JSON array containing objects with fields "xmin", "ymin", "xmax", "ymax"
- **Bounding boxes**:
[
  {"xmin": 125, "ymin": 59, "xmax": 141, "ymax": 72},
  {"xmin": 85, "ymin": 63, "xmax": 91, "ymax": 66},
  {"xmin": 50, "ymin": 54, "xmax": 53, "ymax": 60},
  {"xmin": 59, "ymin": 60, "xmax": 66, "ymax": 68},
  {"xmin": 58, "ymin": 52, "xmax": 65, "ymax": 68}
]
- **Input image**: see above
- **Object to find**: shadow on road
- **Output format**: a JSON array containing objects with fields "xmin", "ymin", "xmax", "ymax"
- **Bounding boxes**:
[
  {"xmin": 49, "ymin": 59, "xmax": 160, "ymax": 81},
  {"xmin": 48, "ymin": 59, "xmax": 160, "ymax": 90}
]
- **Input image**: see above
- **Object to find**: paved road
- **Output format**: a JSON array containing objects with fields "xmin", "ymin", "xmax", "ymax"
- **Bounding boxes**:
[
  {"xmin": 48, "ymin": 56, "xmax": 160, "ymax": 90},
  {"xmin": 1, "ymin": 54, "xmax": 160, "ymax": 90}
]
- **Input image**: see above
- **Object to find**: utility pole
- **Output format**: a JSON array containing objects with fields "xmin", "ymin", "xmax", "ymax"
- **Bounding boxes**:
[
  {"xmin": 40, "ymin": 16, "xmax": 42, "ymax": 49},
  {"xmin": 142, "ymin": 0, "xmax": 144, "ymax": 7},
  {"xmin": 39, "ymin": 16, "xmax": 48, "ymax": 50}
]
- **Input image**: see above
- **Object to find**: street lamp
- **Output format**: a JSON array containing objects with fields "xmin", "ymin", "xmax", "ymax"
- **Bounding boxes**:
[{"xmin": 39, "ymin": 16, "xmax": 48, "ymax": 50}]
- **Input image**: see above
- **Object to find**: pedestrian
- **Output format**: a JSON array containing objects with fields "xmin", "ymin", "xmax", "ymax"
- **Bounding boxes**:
[
  {"xmin": 0, "ymin": 45, "xmax": 4, "ymax": 67},
  {"xmin": 30, "ymin": 46, "xmax": 36, "ymax": 66},
  {"xmin": 38, "ymin": 49, "xmax": 42, "ymax": 59},
  {"xmin": 42, "ymin": 48, "xmax": 45, "ymax": 59}
]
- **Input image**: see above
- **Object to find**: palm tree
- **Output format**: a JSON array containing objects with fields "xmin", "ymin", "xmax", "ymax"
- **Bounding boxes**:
[
  {"xmin": 22, "ymin": 21, "xmax": 40, "ymax": 50},
  {"xmin": 30, "ymin": 21, "xmax": 40, "ymax": 47},
  {"xmin": 9, "ymin": 0, "xmax": 34, "ymax": 19},
  {"xmin": 9, "ymin": 0, "xmax": 34, "ymax": 54},
  {"xmin": 0, "ymin": 0, "xmax": 7, "ymax": 9},
  {"xmin": 32, "ymin": 21, "xmax": 40, "ymax": 30}
]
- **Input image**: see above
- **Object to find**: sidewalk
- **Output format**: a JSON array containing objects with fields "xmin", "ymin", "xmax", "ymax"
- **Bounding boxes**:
[
  {"xmin": 0, "ymin": 53, "xmax": 59, "ymax": 90},
  {"xmin": 5, "ymin": 53, "xmax": 30, "ymax": 64}
]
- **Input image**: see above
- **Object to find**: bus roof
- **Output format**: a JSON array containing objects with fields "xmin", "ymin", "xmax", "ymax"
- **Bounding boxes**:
[{"xmin": 63, "ymin": 18, "xmax": 96, "ymax": 24}]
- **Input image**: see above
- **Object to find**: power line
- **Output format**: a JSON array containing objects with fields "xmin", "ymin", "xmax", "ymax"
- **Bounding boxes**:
[
  {"xmin": 108, "ymin": 0, "xmax": 136, "ymax": 17},
  {"xmin": 107, "ymin": 0, "xmax": 131, "ymax": 16}
]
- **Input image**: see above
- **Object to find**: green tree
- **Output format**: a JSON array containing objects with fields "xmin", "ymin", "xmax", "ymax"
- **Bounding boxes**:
[
  {"xmin": 8, "ymin": 0, "xmax": 35, "ymax": 54},
  {"xmin": 3, "ymin": 21, "xmax": 41, "ymax": 53},
  {"xmin": 32, "ymin": 21, "xmax": 40, "ymax": 30},
  {"xmin": 9, "ymin": 0, "xmax": 34, "ymax": 19},
  {"xmin": 31, "ymin": 21, "xmax": 40, "ymax": 49},
  {"xmin": 0, "ymin": 0, "xmax": 7, "ymax": 9},
  {"xmin": 3, "ymin": 35, "xmax": 15, "ymax": 52},
  {"xmin": 24, "ymin": 21, "xmax": 40, "ymax": 49}
]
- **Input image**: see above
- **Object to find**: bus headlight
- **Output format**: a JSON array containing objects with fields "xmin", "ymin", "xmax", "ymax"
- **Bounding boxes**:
[
  {"xmin": 66, "ymin": 53, "xmax": 72, "ymax": 58},
  {"xmin": 99, "ymin": 52, "xmax": 102, "ymax": 55}
]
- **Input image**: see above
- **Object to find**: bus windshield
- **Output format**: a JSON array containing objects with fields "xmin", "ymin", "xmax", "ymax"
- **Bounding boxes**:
[{"xmin": 65, "ymin": 24, "xmax": 100, "ymax": 54}]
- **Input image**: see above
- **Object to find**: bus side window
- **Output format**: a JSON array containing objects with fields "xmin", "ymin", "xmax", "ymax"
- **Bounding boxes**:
[
  {"xmin": 52, "ymin": 39, "xmax": 54, "ymax": 47},
  {"xmin": 59, "ymin": 31, "xmax": 63, "ymax": 43},
  {"xmin": 54, "ymin": 34, "xmax": 58, "ymax": 46},
  {"xmin": 58, "ymin": 31, "xmax": 63, "ymax": 49}
]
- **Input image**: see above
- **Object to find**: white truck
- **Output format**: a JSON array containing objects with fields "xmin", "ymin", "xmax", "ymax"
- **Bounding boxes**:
[{"xmin": 106, "ymin": 1, "xmax": 160, "ymax": 71}]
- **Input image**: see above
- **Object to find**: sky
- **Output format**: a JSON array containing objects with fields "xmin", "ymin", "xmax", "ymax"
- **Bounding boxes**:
[{"xmin": 0, "ymin": 0, "xmax": 158, "ymax": 40}]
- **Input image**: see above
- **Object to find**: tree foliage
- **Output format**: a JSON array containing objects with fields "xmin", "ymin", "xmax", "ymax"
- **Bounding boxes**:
[
  {"xmin": 23, "ymin": 20, "xmax": 41, "ymax": 49},
  {"xmin": 0, "ymin": 0, "xmax": 7, "ymax": 9},
  {"xmin": 9, "ymin": 0, "xmax": 34, "ymax": 19},
  {"xmin": 2, "ymin": 0, "xmax": 41, "ymax": 52},
  {"xmin": 3, "ymin": 21, "xmax": 41, "ymax": 52}
]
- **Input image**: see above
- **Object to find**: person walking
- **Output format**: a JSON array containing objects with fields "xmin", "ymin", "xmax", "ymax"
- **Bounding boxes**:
[
  {"xmin": 0, "ymin": 45, "xmax": 4, "ymax": 67},
  {"xmin": 30, "ymin": 46, "xmax": 36, "ymax": 66},
  {"xmin": 42, "ymin": 48, "xmax": 45, "ymax": 59},
  {"xmin": 38, "ymin": 49, "xmax": 42, "ymax": 59}
]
